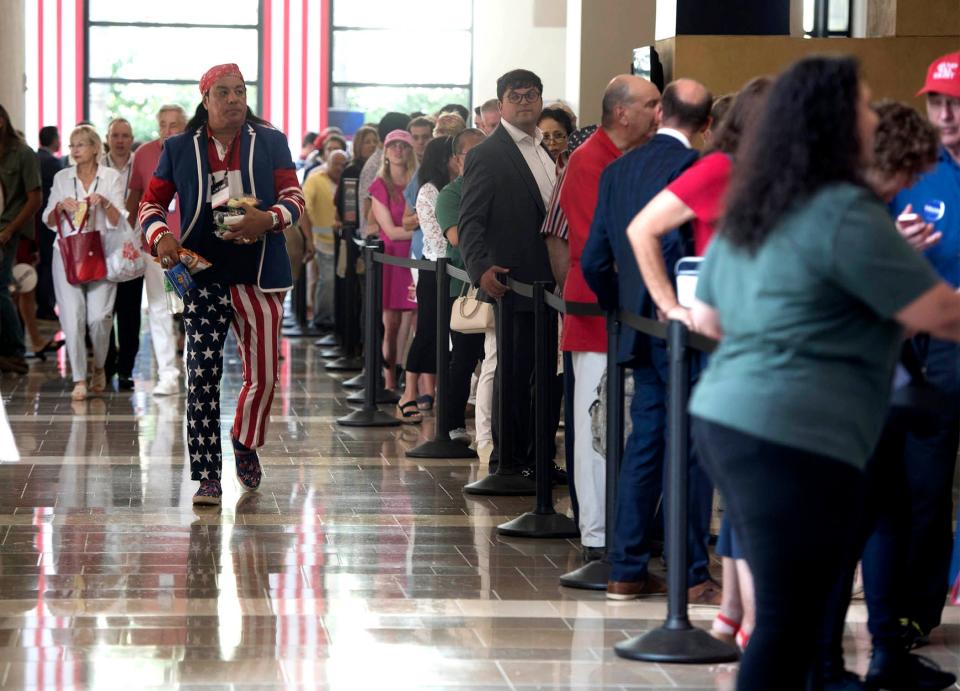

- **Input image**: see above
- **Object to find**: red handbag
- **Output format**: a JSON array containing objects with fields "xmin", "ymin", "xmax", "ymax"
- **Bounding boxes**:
[{"xmin": 57, "ymin": 206, "xmax": 107, "ymax": 285}]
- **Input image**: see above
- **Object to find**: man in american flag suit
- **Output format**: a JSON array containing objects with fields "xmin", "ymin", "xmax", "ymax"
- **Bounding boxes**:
[{"xmin": 139, "ymin": 63, "xmax": 305, "ymax": 506}]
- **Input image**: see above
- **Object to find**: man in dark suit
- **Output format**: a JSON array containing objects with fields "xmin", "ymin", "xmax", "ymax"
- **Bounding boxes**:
[
  {"xmin": 458, "ymin": 68, "xmax": 558, "ymax": 476},
  {"xmin": 35, "ymin": 125, "xmax": 63, "ymax": 320},
  {"xmin": 582, "ymin": 79, "xmax": 718, "ymax": 602}
]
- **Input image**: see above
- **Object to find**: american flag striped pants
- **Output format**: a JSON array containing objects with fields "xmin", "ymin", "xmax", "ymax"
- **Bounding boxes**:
[{"xmin": 183, "ymin": 283, "xmax": 284, "ymax": 482}]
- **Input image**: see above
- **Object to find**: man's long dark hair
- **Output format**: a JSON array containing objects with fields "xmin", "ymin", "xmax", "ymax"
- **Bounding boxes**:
[
  {"xmin": 721, "ymin": 56, "xmax": 865, "ymax": 253},
  {"xmin": 186, "ymin": 103, "xmax": 272, "ymax": 132},
  {"xmin": 0, "ymin": 104, "xmax": 24, "ymax": 159},
  {"xmin": 418, "ymin": 136, "xmax": 453, "ymax": 193}
]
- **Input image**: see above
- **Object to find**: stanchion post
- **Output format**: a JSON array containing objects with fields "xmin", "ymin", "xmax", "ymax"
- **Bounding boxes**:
[
  {"xmin": 561, "ymin": 310, "xmax": 621, "ymax": 588},
  {"xmin": 337, "ymin": 241, "xmax": 401, "ymax": 427},
  {"xmin": 497, "ymin": 281, "xmax": 578, "ymax": 538},
  {"xmin": 464, "ymin": 279, "xmax": 536, "ymax": 496},
  {"xmin": 326, "ymin": 232, "xmax": 363, "ymax": 371},
  {"xmin": 614, "ymin": 319, "xmax": 737, "ymax": 663},
  {"xmin": 407, "ymin": 258, "xmax": 477, "ymax": 459}
]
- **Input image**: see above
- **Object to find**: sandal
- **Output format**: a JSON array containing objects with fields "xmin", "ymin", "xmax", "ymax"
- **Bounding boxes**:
[
  {"xmin": 40, "ymin": 339, "xmax": 65, "ymax": 356},
  {"xmin": 416, "ymin": 394, "xmax": 434, "ymax": 411},
  {"xmin": 396, "ymin": 400, "xmax": 423, "ymax": 424},
  {"xmin": 71, "ymin": 382, "xmax": 87, "ymax": 401}
]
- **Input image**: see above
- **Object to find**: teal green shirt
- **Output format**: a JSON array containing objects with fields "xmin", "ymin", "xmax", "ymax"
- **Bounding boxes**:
[
  {"xmin": 690, "ymin": 183, "xmax": 939, "ymax": 468},
  {"xmin": 435, "ymin": 176, "xmax": 468, "ymax": 297}
]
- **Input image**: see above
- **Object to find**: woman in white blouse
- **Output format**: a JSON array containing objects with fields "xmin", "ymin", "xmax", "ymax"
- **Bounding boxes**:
[
  {"xmin": 42, "ymin": 125, "xmax": 126, "ymax": 400},
  {"xmin": 394, "ymin": 136, "xmax": 456, "ymax": 421}
]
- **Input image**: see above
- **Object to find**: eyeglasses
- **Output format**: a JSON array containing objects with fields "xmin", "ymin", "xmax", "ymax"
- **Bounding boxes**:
[
  {"xmin": 505, "ymin": 90, "xmax": 541, "ymax": 105},
  {"xmin": 541, "ymin": 132, "xmax": 568, "ymax": 143}
]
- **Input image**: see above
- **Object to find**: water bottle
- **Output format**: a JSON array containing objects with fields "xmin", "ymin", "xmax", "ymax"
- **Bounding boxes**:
[{"xmin": 164, "ymin": 275, "xmax": 184, "ymax": 315}]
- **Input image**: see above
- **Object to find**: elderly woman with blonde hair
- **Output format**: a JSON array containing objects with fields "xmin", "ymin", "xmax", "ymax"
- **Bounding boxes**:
[{"xmin": 42, "ymin": 124, "xmax": 127, "ymax": 400}]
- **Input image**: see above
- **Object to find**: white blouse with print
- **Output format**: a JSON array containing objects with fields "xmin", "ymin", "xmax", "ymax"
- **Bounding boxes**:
[{"xmin": 415, "ymin": 182, "xmax": 447, "ymax": 262}]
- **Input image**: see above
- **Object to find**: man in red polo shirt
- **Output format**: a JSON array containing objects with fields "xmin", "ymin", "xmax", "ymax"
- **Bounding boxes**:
[
  {"xmin": 127, "ymin": 104, "xmax": 187, "ymax": 397},
  {"xmin": 545, "ymin": 75, "xmax": 662, "ymax": 565}
]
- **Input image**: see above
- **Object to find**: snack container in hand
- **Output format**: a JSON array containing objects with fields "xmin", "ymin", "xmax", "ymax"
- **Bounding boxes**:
[{"xmin": 213, "ymin": 197, "xmax": 261, "ymax": 239}]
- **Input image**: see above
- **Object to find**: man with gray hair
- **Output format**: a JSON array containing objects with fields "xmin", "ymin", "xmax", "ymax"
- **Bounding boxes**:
[
  {"xmin": 127, "ymin": 104, "xmax": 188, "ymax": 396},
  {"xmin": 542, "ymin": 75, "xmax": 661, "ymax": 572}
]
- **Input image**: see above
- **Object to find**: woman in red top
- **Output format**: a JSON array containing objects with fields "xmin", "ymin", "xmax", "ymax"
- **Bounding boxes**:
[{"xmin": 627, "ymin": 76, "xmax": 771, "ymax": 650}]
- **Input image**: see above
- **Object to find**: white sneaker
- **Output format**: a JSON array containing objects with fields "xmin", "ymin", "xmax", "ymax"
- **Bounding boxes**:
[{"xmin": 153, "ymin": 377, "xmax": 180, "ymax": 396}]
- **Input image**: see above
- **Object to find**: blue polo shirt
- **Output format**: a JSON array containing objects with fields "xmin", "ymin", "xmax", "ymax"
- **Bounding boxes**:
[{"xmin": 892, "ymin": 147, "xmax": 960, "ymax": 287}]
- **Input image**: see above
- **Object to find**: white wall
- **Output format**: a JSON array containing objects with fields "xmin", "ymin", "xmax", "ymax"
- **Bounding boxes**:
[
  {"xmin": 1, "ymin": 0, "xmax": 26, "ymax": 131},
  {"xmin": 472, "ymin": 0, "xmax": 568, "ymax": 107}
]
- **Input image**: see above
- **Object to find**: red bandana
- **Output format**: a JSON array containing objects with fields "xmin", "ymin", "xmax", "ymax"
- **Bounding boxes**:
[{"xmin": 199, "ymin": 63, "xmax": 244, "ymax": 94}]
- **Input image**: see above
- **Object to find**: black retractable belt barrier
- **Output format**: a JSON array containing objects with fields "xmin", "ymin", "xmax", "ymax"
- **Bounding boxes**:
[
  {"xmin": 326, "ymin": 229, "xmax": 363, "ymax": 371},
  {"xmin": 497, "ymin": 281, "xmax": 579, "ymax": 538},
  {"xmin": 337, "ymin": 241, "xmax": 401, "ymax": 427},
  {"xmin": 560, "ymin": 311, "xmax": 622, "ymax": 588},
  {"xmin": 615, "ymin": 319, "xmax": 736, "ymax": 664},
  {"xmin": 346, "ymin": 250, "xmax": 436, "ymax": 404},
  {"xmin": 407, "ymin": 258, "xmax": 478, "ymax": 459},
  {"xmin": 464, "ymin": 278, "xmax": 537, "ymax": 496}
]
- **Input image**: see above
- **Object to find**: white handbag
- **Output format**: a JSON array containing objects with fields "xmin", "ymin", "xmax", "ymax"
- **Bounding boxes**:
[{"xmin": 450, "ymin": 283, "xmax": 494, "ymax": 334}]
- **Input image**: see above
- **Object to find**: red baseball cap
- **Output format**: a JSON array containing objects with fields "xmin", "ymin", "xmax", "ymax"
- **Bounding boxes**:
[{"xmin": 917, "ymin": 51, "xmax": 960, "ymax": 99}]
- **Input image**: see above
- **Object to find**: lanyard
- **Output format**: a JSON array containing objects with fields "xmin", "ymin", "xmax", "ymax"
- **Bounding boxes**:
[{"xmin": 74, "ymin": 174, "xmax": 100, "ymax": 200}]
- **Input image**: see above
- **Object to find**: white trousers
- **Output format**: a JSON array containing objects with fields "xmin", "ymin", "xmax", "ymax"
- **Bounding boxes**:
[
  {"xmin": 475, "ymin": 328, "xmax": 497, "ymax": 444},
  {"xmin": 572, "ymin": 350, "xmax": 607, "ymax": 547},
  {"xmin": 142, "ymin": 259, "xmax": 180, "ymax": 382},
  {"xmin": 52, "ymin": 249, "xmax": 116, "ymax": 382}
]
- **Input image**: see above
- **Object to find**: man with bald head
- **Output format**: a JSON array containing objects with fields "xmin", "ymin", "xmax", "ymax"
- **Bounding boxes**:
[
  {"xmin": 581, "ymin": 78, "xmax": 716, "ymax": 601},
  {"xmin": 542, "ymin": 75, "xmax": 661, "ymax": 571}
]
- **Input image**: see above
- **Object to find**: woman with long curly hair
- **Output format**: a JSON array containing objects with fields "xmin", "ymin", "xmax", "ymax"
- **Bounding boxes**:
[{"xmin": 689, "ymin": 55, "xmax": 960, "ymax": 690}]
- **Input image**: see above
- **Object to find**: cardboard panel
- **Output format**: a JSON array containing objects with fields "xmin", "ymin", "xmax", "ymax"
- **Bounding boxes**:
[{"xmin": 658, "ymin": 35, "xmax": 960, "ymax": 107}]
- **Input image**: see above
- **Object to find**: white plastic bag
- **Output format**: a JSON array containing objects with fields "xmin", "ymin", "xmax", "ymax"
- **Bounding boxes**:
[{"xmin": 104, "ymin": 220, "xmax": 147, "ymax": 283}]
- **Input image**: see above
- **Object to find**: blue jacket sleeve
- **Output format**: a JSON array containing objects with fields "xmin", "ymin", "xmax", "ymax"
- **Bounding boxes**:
[{"xmin": 581, "ymin": 169, "xmax": 619, "ymax": 311}]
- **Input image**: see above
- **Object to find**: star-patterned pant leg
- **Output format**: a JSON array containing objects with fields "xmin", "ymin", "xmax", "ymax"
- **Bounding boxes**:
[
  {"xmin": 183, "ymin": 283, "xmax": 233, "ymax": 481},
  {"xmin": 228, "ymin": 285, "xmax": 285, "ymax": 449}
]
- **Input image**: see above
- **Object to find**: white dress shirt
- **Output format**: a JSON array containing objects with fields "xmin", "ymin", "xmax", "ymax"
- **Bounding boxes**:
[{"xmin": 500, "ymin": 118, "xmax": 557, "ymax": 208}]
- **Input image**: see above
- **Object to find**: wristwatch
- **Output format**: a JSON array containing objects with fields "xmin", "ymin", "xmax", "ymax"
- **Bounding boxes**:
[{"xmin": 269, "ymin": 210, "xmax": 281, "ymax": 231}]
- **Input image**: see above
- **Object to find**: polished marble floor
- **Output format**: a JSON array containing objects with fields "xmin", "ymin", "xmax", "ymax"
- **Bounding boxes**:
[{"xmin": 1, "ymin": 325, "xmax": 958, "ymax": 690}]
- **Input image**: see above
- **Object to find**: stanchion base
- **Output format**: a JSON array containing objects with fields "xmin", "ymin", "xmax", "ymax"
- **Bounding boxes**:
[
  {"xmin": 319, "ymin": 347, "xmax": 344, "ymax": 359},
  {"xmin": 614, "ymin": 625, "xmax": 739, "ymax": 664},
  {"xmin": 347, "ymin": 388, "xmax": 400, "ymax": 405},
  {"xmin": 559, "ymin": 559, "xmax": 610, "ymax": 590},
  {"xmin": 337, "ymin": 408, "xmax": 402, "ymax": 428},
  {"xmin": 282, "ymin": 324, "xmax": 322, "ymax": 338},
  {"xmin": 315, "ymin": 334, "xmax": 338, "ymax": 347},
  {"xmin": 406, "ymin": 439, "xmax": 477, "ymax": 459},
  {"xmin": 497, "ymin": 511, "xmax": 579, "ymax": 538},
  {"xmin": 341, "ymin": 372, "xmax": 365, "ymax": 389},
  {"xmin": 463, "ymin": 473, "xmax": 537, "ymax": 496},
  {"xmin": 325, "ymin": 356, "xmax": 363, "ymax": 371}
]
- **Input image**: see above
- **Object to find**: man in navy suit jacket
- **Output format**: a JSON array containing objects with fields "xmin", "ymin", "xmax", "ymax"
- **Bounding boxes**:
[{"xmin": 582, "ymin": 79, "xmax": 718, "ymax": 602}]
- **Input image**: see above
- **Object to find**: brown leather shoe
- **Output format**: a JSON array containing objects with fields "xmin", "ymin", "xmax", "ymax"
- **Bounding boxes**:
[
  {"xmin": 606, "ymin": 574, "xmax": 668, "ymax": 600},
  {"xmin": 688, "ymin": 578, "xmax": 723, "ymax": 605}
]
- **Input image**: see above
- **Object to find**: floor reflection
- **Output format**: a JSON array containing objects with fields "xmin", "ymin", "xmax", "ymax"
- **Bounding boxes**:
[{"xmin": 0, "ymin": 333, "xmax": 955, "ymax": 690}]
